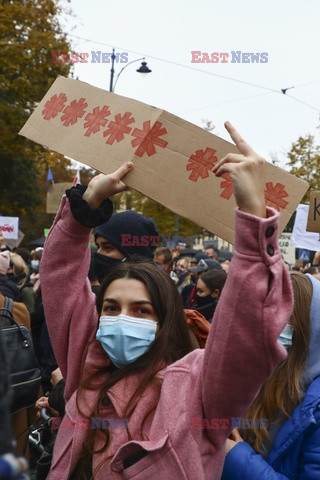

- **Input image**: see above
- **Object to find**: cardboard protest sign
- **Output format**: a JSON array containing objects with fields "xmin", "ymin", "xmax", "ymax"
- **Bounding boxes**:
[
  {"xmin": 292, "ymin": 204, "xmax": 320, "ymax": 251},
  {"xmin": 46, "ymin": 182, "xmax": 73, "ymax": 213},
  {"xmin": 20, "ymin": 76, "xmax": 309, "ymax": 244},
  {"xmin": 307, "ymin": 191, "xmax": 320, "ymax": 233},
  {"xmin": 0, "ymin": 216, "xmax": 19, "ymax": 240}
]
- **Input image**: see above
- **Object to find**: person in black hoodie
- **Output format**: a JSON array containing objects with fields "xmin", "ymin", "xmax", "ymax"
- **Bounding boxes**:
[
  {"xmin": 181, "ymin": 258, "xmax": 223, "ymax": 320},
  {"xmin": 195, "ymin": 269, "xmax": 227, "ymax": 322}
]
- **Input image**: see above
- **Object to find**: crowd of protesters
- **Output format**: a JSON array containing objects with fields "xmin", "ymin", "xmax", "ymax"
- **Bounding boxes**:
[{"xmin": 1, "ymin": 122, "xmax": 320, "ymax": 479}]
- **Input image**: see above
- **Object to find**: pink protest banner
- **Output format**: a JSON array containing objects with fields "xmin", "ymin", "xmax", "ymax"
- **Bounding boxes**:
[{"xmin": 19, "ymin": 76, "xmax": 309, "ymax": 244}]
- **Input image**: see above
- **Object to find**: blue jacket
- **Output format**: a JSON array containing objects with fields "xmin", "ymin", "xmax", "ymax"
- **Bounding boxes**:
[{"xmin": 222, "ymin": 375, "xmax": 320, "ymax": 479}]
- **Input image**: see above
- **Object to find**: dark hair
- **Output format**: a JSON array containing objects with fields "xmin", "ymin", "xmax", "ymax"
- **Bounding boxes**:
[
  {"xmin": 200, "ymin": 269, "xmax": 227, "ymax": 293},
  {"xmin": 205, "ymin": 245, "xmax": 219, "ymax": 255},
  {"xmin": 154, "ymin": 247, "xmax": 172, "ymax": 265},
  {"xmin": 77, "ymin": 261, "xmax": 196, "ymax": 475}
]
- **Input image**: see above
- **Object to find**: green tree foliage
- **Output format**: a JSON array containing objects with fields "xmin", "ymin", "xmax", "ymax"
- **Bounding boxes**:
[
  {"xmin": 0, "ymin": 0, "xmax": 74, "ymax": 242},
  {"xmin": 287, "ymin": 135, "xmax": 319, "ymax": 203}
]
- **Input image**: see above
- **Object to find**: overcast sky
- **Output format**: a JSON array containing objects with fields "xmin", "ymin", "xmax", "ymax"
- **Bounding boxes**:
[{"xmin": 62, "ymin": 0, "xmax": 320, "ymax": 168}]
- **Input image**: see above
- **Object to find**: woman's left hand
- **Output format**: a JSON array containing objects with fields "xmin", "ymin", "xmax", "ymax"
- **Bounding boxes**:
[{"xmin": 226, "ymin": 428, "xmax": 244, "ymax": 455}]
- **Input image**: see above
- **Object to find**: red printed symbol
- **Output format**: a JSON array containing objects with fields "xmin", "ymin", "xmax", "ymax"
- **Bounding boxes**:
[
  {"xmin": 103, "ymin": 112, "xmax": 135, "ymax": 145},
  {"xmin": 131, "ymin": 121, "xmax": 168, "ymax": 157},
  {"xmin": 186, "ymin": 147, "xmax": 218, "ymax": 182},
  {"xmin": 42, "ymin": 93, "xmax": 67, "ymax": 120},
  {"xmin": 0, "ymin": 225, "xmax": 14, "ymax": 233},
  {"xmin": 61, "ymin": 98, "xmax": 88, "ymax": 126},
  {"xmin": 84, "ymin": 106, "xmax": 110, "ymax": 137},
  {"xmin": 264, "ymin": 182, "xmax": 289, "ymax": 211},
  {"xmin": 219, "ymin": 172, "xmax": 234, "ymax": 199}
]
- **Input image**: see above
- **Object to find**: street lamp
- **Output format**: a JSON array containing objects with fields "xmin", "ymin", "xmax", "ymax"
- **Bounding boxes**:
[{"xmin": 109, "ymin": 48, "xmax": 151, "ymax": 92}]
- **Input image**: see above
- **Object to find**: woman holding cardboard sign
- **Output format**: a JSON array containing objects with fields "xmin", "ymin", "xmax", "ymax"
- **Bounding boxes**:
[{"xmin": 40, "ymin": 122, "xmax": 292, "ymax": 480}]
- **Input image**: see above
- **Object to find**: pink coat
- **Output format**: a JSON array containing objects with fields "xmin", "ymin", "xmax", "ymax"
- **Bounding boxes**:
[{"xmin": 41, "ymin": 197, "xmax": 292, "ymax": 480}]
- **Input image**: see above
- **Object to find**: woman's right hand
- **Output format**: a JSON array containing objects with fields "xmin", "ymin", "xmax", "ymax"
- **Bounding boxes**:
[
  {"xmin": 83, "ymin": 162, "xmax": 133, "ymax": 209},
  {"xmin": 212, "ymin": 122, "xmax": 266, "ymax": 218}
]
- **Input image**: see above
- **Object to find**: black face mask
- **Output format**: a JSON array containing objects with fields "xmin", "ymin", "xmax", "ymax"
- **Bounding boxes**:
[
  {"xmin": 194, "ymin": 293, "xmax": 214, "ymax": 307},
  {"xmin": 176, "ymin": 270, "xmax": 189, "ymax": 280},
  {"xmin": 93, "ymin": 252, "xmax": 124, "ymax": 283}
]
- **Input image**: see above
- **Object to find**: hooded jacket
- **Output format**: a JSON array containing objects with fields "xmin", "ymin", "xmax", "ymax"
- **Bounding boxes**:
[
  {"xmin": 40, "ymin": 197, "xmax": 292, "ymax": 480},
  {"xmin": 222, "ymin": 273, "xmax": 320, "ymax": 480}
]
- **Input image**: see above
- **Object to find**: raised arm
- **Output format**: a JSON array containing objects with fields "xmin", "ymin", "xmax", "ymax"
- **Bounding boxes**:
[
  {"xmin": 201, "ymin": 122, "xmax": 293, "ymax": 447},
  {"xmin": 41, "ymin": 162, "xmax": 133, "ymax": 400}
]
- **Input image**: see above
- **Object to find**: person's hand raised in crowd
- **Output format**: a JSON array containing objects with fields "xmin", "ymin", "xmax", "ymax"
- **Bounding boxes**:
[
  {"xmin": 83, "ymin": 162, "xmax": 133, "ymax": 209},
  {"xmin": 212, "ymin": 122, "xmax": 266, "ymax": 219}
]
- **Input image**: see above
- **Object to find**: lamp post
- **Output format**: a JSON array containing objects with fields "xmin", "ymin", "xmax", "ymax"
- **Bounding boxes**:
[{"xmin": 109, "ymin": 48, "xmax": 151, "ymax": 93}]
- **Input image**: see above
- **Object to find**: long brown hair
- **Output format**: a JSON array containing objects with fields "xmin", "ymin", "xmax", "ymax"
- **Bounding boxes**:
[
  {"xmin": 241, "ymin": 271, "xmax": 312, "ymax": 455},
  {"xmin": 76, "ymin": 261, "xmax": 196, "ymax": 476}
]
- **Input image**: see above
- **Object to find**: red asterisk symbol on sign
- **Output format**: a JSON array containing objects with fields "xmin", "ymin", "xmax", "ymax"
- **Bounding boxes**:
[
  {"xmin": 103, "ymin": 111, "xmax": 135, "ymax": 144},
  {"xmin": 186, "ymin": 147, "xmax": 218, "ymax": 182},
  {"xmin": 131, "ymin": 120, "xmax": 168, "ymax": 157},
  {"xmin": 84, "ymin": 106, "xmax": 110, "ymax": 137},
  {"xmin": 42, "ymin": 93, "xmax": 67, "ymax": 120},
  {"xmin": 219, "ymin": 172, "xmax": 234, "ymax": 199},
  {"xmin": 61, "ymin": 98, "xmax": 88, "ymax": 126},
  {"xmin": 264, "ymin": 182, "xmax": 289, "ymax": 211}
]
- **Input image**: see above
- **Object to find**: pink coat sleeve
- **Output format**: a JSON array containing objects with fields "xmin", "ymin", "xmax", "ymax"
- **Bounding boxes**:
[
  {"xmin": 40, "ymin": 196, "xmax": 98, "ymax": 401},
  {"xmin": 201, "ymin": 207, "xmax": 293, "ymax": 447}
]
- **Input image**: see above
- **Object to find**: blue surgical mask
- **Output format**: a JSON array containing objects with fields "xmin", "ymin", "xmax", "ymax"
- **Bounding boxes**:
[
  {"xmin": 31, "ymin": 260, "xmax": 39, "ymax": 270},
  {"xmin": 278, "ymin": 324, "xmax": 294, "ymax": 349},
  {"xmin": 96, "ymin": 314, "xmax": 157, "ymax": 368}
]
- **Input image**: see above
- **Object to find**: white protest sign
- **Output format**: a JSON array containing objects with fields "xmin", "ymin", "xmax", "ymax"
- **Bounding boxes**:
[
  {"xmin": 0, "ymin": 216, "xmax": 19, "ymax": 240},
  {"xmin": 291, "ymin": 204, "xmax": 320, "ymax": 251},
  {"xmin": 278, "ymin": 232, "xmax": 295, "ymax": 265}
]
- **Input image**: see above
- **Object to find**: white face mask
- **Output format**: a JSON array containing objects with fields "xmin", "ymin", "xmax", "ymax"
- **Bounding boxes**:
[
  {"xmin": 278, "ymin": 324, "xmax": 294, "ymax": 349},
  {"xmin": 96, "ymin": 314, "xmax": 157, "ymax": 368},
  {"xmin": 31, "ymin": 260, "xmax": 39, "ymax": 270}
]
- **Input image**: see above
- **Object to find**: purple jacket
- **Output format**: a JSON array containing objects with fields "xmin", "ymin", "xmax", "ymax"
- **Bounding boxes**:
[{"xmin": 41, "ymin": 197, "xmax": 292, "ymax": 480}]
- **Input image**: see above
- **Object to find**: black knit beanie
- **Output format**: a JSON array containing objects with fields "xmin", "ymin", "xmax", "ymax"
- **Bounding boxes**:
[{"xmin": 94, "ymin": 210, "xmax": 159, "ymax": 260}]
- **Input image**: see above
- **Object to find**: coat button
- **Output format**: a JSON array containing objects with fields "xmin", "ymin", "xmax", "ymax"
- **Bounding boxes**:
[
  {"xmin": 266, "ymin": 226, "xmax": 275, "ymax": 238},
  {"xmin": 267, "ymin": 244, "xmax": 275, "ymax": 256}
]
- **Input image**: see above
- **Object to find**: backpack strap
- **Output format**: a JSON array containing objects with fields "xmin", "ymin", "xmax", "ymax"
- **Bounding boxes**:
[
  {"xmin": 4, "ymin": 296, "xmax": 13, "ymax": 315},
  {"xmin": 0, "ymin": 296, "xmax": 14, "ymax": 324},
  {"xmin": 0, "ymin": 297, "xmax": 30, "ymax": 347}
]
